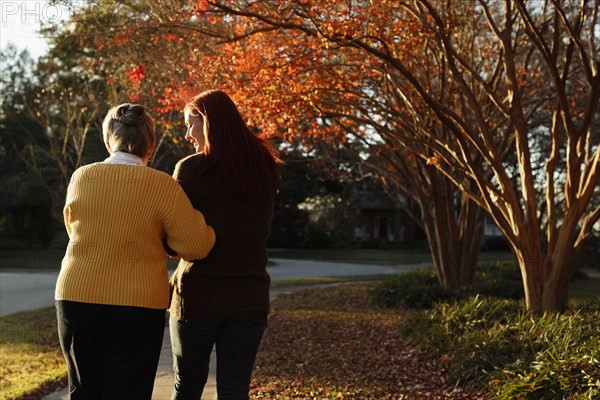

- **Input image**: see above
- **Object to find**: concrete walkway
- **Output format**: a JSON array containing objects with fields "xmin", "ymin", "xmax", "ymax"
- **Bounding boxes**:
[
  {"xmin": 1, "ymin": 258, "xmax": 419, "ymax": 399},
  {"xmin": 43, "ymin": 322, "xmax": 210, "ymax": 400}
]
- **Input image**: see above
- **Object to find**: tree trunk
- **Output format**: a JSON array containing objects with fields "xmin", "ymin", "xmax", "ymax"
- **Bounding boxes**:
[
  {"xmin": 514, "ymin": 248, "xmax": 544, "ymax": 312},
  {"xmin": 541, "ymin": 224, "xmax": 581, "ymax": 312},
  {"xmin": 542, "ymin": 268, "xmax": 570, "ymax": 312},
  {"xmin": 514, "ymin": 244, "xmax": 581, "ymax": 313},
  {"xmin": 513, "ymin": 208, "xmax": 585, "ymax": 312},
  {"xmin": 422, "ymin": 192, "xmax": 485, "ymax": 291},
  {"xmin": 517, "ymin": 256, "xmax": 576, "ymax": 313}
]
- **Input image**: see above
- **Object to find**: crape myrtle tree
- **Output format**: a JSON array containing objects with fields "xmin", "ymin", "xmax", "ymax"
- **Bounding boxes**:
[
  {"xmin": 195, "ymin": 0, "xmax": 599, "ymax": 312},
  {"xmin": 59, "ymin": 0, "xmax": 599, "ymax": 311},
  {"xmin": 197, "ymin": 0, "xmax": 599, "ymax": 312},
  {"xmin": 58, "ymin": 0, "xmax": 494, "ymax": 292},
  {"xmin": 308, "ymin": 88, "xmax": 492, "ymax": 290}
]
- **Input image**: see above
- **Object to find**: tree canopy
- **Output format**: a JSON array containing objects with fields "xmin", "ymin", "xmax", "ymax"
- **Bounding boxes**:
[{"xmin": 47, "ymin": 0, "xmax": 600, "ymax": 311}]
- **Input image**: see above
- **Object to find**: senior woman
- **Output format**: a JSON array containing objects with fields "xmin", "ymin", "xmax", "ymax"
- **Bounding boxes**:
[{"xmin": 55, "ymin": 103, "xmax": 216, "ymax": 400}]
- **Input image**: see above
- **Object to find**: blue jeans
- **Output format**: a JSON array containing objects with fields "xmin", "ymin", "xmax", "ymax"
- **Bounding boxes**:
[{"xmin": 169, "ymin": 311, "xmax": 268, "ymax": 400}]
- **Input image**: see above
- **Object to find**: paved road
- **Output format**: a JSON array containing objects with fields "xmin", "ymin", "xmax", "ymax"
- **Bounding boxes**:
[
  {"xmin": 0, "ymin": 259, "xmax": 417, "ymax": 317},
  {"xmin": 1, "ymin": 258, "xmax": 422, "ymax": 400}
]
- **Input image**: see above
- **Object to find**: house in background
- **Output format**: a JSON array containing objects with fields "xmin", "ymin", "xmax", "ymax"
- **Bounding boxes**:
[
  {"xmin": 344, "ymin": 180, "xmax": 508, "ymax": 250},
  {"xmin": 480, "ymin": 215, "xmax": 509, "ymax": 250},
  {"xmin": 345, "ymin": 180, "xmax": 421, "ymax": 248}
]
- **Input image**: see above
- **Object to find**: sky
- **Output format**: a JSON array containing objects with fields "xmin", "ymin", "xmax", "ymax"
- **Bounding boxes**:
[{"xmin": 0, "ymin": 1, "xmax": 83, "ymax": 59}]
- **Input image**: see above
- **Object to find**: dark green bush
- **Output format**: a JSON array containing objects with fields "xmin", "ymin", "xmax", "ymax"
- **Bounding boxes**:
[
  {"xmin": 303, "ymin": 224, "xmax": 336, "ymax": 249},
  {"xmin": 473, "ymin": 262, "xmax": 524, "ymax": 299},
  {"xmin": 367, "ymin": 268, "xmax": 457, "ymax": 309},
  {"xmin": 368, "ymin": 262, "xmax": 524, "ymax": 310},
  {"xmin": 482, "ymin": 236, "xmax": 512, "ymax": 252},
  {"xmin": 368, "ymin": 262, "xmax": 599, "ymax": 398},
  {"xmin": 399, "ymin": 297, "xmax": 528, "ymax": 382},
  {"xmin": 399, "ymin": 296, "xmax": 600, "ymax": 399},
  {"xmin": 489, "ymin": 310, "xmax": 600, "ymax": 400}
]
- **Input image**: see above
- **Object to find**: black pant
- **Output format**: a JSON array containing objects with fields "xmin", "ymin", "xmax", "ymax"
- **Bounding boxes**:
[
  {"xmin": 56, "ymin": 300, "xmax": 166, "ymax": 400},
  {"xmin": 170, "ymin": 311, "xmax": 268, "ymax": 400}
]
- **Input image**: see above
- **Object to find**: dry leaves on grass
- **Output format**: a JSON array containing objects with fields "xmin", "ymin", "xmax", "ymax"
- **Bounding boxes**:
[{"xmin": 251, "ymin": 284, "xmax": 486, "ymax": 399}]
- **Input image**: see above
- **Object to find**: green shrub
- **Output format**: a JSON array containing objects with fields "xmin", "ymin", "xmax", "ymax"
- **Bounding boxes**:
[
  {"xmin": 367, "ymin": 268, "xmax": 457, "ymax": 309},
  {"xmin": 303, "ymin": 224, "xmax": 336, "ymax": 249},
  {"xmin": 482, "ymin": 237, "xmax": 512, "ymax": 252},
  {"xmin": 399, "ymin": 297, "xmax": 600, "ymax": 399},
  {"xmin": 473, "ymin": 262, "xmax": 524, "ymax": 300},
  {"xmin": 368, "ymin": 263, "xmax": 524, "ymax": 310},
  {"xmin": 368, "ymin": 262, "xmax": 598, "ymax": 397},
  {"xmin": 489, "ymin": 310, "xmax": 600, "ymax": 400},
  {"xmin": 400, "ymin": 297, "xmax": 529, "ymax": 383}
]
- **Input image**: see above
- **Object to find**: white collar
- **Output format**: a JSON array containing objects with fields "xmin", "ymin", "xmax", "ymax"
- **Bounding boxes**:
[{"xmin": 103, "ymin": 151, "xmax": 146, "ymax": 166}]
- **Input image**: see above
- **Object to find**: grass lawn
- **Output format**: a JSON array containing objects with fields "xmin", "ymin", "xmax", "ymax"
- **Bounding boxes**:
[
  {"xmin": 570, "ymin": 277, "xmax": 600, "ymax": 302},
  {"xmin": 268, "ymin": 247, "xmax": 433, "ymax": 265},
  {"xmin": 271, "ymin": 274, "xmax": 393, "ymax": 288},
  {"xmin": 0, "ymin": 308, "xmax": 66, "ymax": 400},
  {"xmin": 268, "ymin": 247, "xmax": 515, "ymax": 266}
]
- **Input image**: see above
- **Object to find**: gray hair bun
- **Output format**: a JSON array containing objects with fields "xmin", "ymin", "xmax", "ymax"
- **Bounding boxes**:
[{"xmin": 115, "ymin": 103, "xmax": 147, "ymax": 126}]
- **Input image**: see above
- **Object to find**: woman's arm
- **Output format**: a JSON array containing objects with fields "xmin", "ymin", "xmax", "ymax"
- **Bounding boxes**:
[
  {"xmin": 172, "ymin": 155, "xmax": 196, "ymax": 197},
  {"xmin": 63, "ymin": 169, "xmax": 80, "ymax": 238},
  {"xmin": 164, "ymin": 185, "xmax": 215, "ymax": 260}
]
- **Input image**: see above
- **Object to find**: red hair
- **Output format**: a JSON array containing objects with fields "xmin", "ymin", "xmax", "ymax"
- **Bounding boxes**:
[{"xmin": 185, "ymin": 90, "xmax": 281, "ymax": 199}]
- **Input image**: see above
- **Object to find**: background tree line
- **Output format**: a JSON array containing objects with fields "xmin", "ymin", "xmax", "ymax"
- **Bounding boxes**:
[{"xmin": 0, "ymin": 45, "xmax": 342, "ymax": 250}]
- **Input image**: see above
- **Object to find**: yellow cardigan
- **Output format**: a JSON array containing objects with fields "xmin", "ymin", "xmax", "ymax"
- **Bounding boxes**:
[{"xmin": 55, "ymin": 163, "xmax": 216, "ymax": 309}]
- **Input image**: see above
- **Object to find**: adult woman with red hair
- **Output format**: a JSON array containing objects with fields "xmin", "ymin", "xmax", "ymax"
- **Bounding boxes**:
[{"xmin": 169, "ymin": 90, "xmax": 281, "ymax": 400}]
